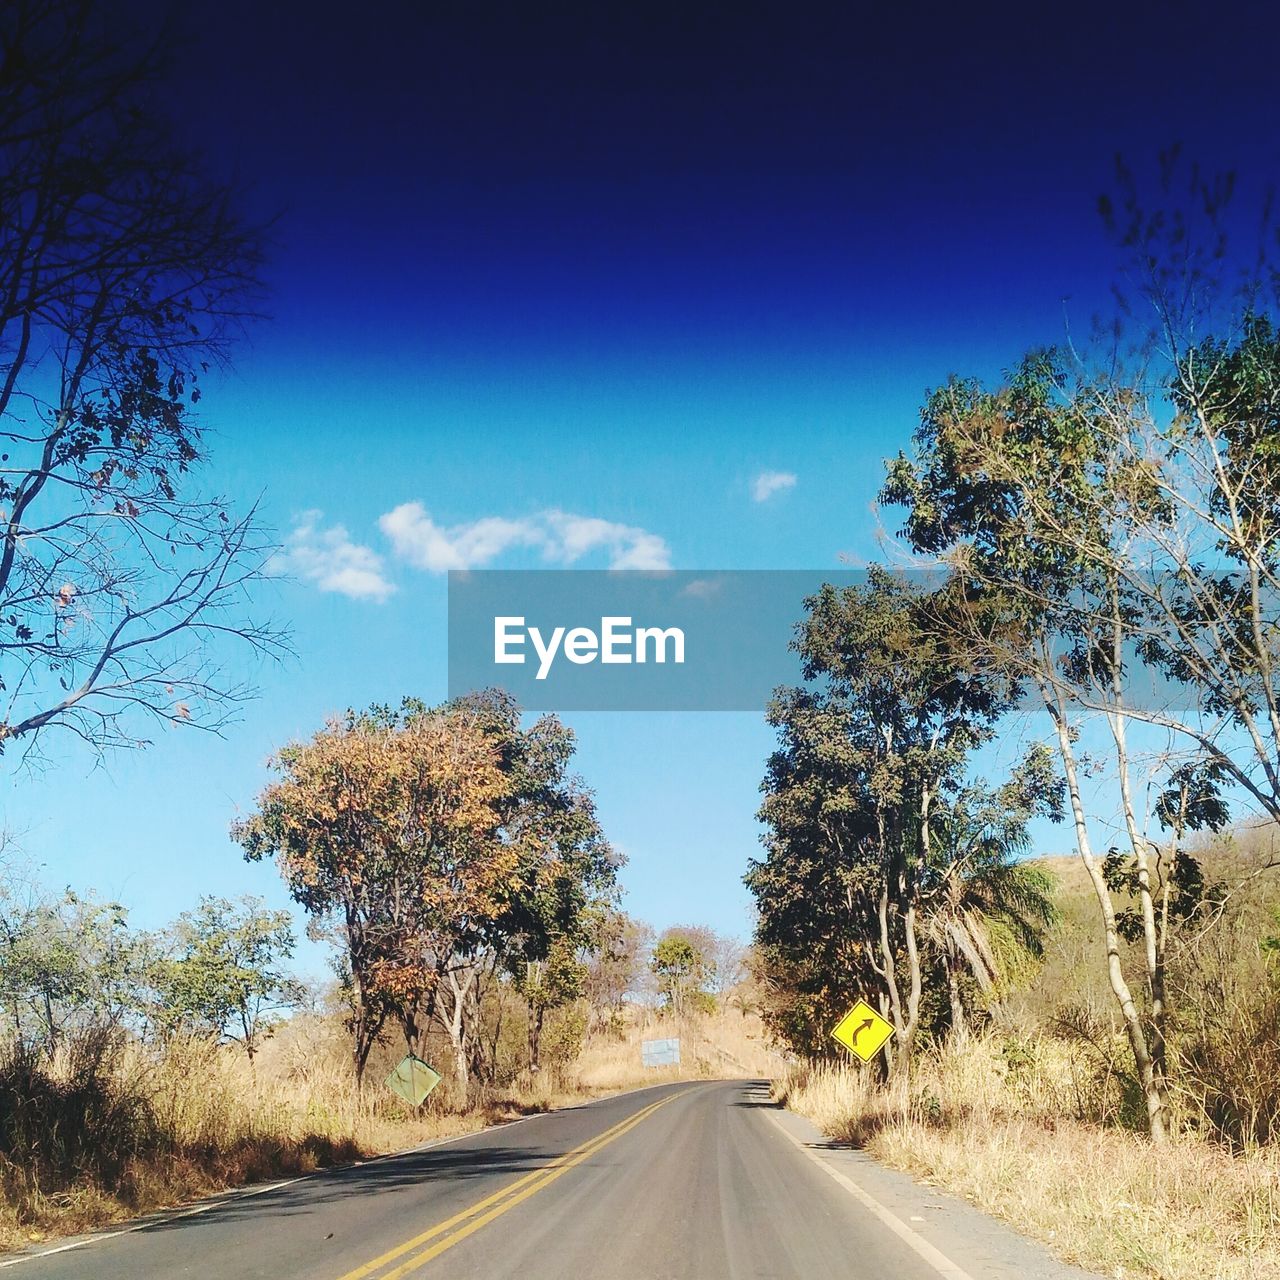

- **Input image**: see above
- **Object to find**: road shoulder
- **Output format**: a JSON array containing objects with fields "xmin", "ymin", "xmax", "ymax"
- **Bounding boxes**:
[{"xmin": 766, "ymin": 1101, "xmax": 1105, "ymax": 1280}]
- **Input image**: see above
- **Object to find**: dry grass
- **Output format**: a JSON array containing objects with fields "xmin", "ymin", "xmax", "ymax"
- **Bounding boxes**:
[
  {"xmin": 0, "ymin": 1019, "xmax": 486, "ymax": 1252},
  {"xmin": 776, "ymin": 1040, "xmax": 1280, "ymax": 1280},
  {"xmin": 0, "ymin": 1002, "xmax": 780, "ymax": 1254},
  {"xmin": 576, "ymin": 1006, "xmax": 784, "ymax": 1091}
]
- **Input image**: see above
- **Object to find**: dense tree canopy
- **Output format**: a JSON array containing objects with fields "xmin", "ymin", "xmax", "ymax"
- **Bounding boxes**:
[{"xmin": 748, "ymin": 570, "xmax": 1061, "ymax": 1065}]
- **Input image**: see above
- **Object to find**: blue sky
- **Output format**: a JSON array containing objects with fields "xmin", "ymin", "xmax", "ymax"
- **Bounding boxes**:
[{"xmin": 5, "ymin": 0, "xmax": 1278, "ymax": 977}]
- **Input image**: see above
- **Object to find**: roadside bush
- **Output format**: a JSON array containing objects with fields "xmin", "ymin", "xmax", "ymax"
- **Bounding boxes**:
[
  {"xmin": 1173, "ymin": 912, "xmax": 1280, "ymax": 1149},
  {"xmin": 0, "ymin": 1028, "xmax": 157, "ymax": 1214}
]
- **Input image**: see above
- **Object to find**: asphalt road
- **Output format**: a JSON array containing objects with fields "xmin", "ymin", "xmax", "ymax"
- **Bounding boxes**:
[{"xmin": 1, "ymin": 1080, "xmax": 1099, "ymax": 1280}]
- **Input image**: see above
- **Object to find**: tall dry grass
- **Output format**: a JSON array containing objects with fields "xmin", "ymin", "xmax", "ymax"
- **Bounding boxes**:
[
  {"xmin": 777, "ymin": 1038, "xmax": 1280, "ymax": 1280},
  {"xmin": 0, "ymin": 1017, "xmax": 478, "ymax": 1251}
]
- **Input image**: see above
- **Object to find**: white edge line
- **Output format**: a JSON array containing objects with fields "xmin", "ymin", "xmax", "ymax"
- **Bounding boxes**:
[
  {"xmin": 764, "ymin": 1107, "xmax": 977, "ymax": 1280},
  {"xmin": 0, "ymin": 1077, "xmax": 700, "ymax": 1270}
]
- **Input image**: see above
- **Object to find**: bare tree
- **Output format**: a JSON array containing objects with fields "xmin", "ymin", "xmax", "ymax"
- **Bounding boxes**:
[
  {"xmin": 0, "ymin": 1, "xmax": 283, "ymax": 761},
  {"xmin": 709, "ymin": 932, "xmax": 747, "ymax": 998}
]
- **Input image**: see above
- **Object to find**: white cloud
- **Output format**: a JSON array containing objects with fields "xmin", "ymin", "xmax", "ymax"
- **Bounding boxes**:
[
  {"xmin": 751, "ymin": 469, "xmax": 797, "ymax": 503},
  {"xmin": 608, "ymin": 531, "xmax": 670, "ymax": 571},
  {"xmin": 380, "ymin": 503, "xmax": 672, "ymax": 573},
  {"xmin": 541, "ymin": 510, "xmax": 672, "ymax": 570},
  {"xmin": 380, "ymin": 503, "xmax": 544, "ymax": 572},
  {"xmin": 279, "ymin": 511, "xmax": 396, "ymax": 602}
]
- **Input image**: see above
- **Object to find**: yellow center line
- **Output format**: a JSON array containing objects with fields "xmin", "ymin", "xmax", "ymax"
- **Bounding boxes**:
[{"xmin": 335, "ymin": 1090, "xmax": 687, "ymax": 1280}]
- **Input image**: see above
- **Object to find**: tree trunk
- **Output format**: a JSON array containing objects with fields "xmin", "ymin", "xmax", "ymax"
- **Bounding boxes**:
[
  {"xmin": 947, "ymin": 953, "xmax": 969, "ymax": 1045},
  {"xmin": 1041, "ymin": 676, "xmax": 1167, "ymax": 1142},
  {"xmin": 452, "ymin": 1034, "xmax": 468, "ymax": 1102},
  {"xmin": 528, "ymin": 1002, "xmax": 545, "ymax": 1073},
  {"xmin": 401, "ymin": 1011, "xmax": 419, "ymax": 1057},
  {"xmin": 902, "ymin": 898, "xmax": 923, "ymax": 1057},
  {"xmin": 877, "ymin": 992, "xmax": 895, "ymax": 1081},
  {"xmin": 447, "ymin": 1000, "xmax": 469, "ymax": 1103},
  {"xmin": 1107, "ymin": 583, "xmax": 1171, "ymax": 1120},
  {"xmin": 440, "ymin": 964, "xmax": 475, "ymax": 1105},
  {"xmin": 354, "ymin": 1028, "xmax": 373, "ymax": 1089}
]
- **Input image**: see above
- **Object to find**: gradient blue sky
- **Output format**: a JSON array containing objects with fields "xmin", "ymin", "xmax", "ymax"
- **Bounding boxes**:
[{"xmin": 5, "ymin": 1, "xmax": 1278, "ymax": 976}]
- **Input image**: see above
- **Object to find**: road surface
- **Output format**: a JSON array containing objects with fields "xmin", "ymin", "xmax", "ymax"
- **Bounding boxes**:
[{"xmin": 1, "ymin": 1080, "xmax": 1099, "ymax": 1279}]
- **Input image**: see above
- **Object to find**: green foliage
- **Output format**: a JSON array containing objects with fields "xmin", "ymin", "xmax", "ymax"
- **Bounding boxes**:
[
  {"xmin": 447, "ymin": 690, "xmax": 620, "ymax": 978},
  {"xmin": 151, "ymin": 896, "xmax": 300, "ymax": 1059},
  {"xmin": 651, "ymin": 934, "xmax": 710, "ymax": 1015},
  {"xmin": 922, "ymin": 778, "xmax": 1060, "ymax": 1032},
  {"xmin": 1102, "ymin": 850, "xmax": 1220, "ymax": 945},
  {"xmin": 0, "ymin": 889, "xmax": 152, "ymax": 1048},
  {"xmin": 517, "ymin": 940, "xmax": 586, "ymax": 1014},
  {"xmin": 518, "ymin": 937, "xmax": 588, "ymax": 1068},
  {"xmin": 747, "ymin": 569, "xmax": 1060, "ymax": 1059},
  {"xmin": 540, "ymin": 1003, "xmax": 588, "ymax": 1071}
]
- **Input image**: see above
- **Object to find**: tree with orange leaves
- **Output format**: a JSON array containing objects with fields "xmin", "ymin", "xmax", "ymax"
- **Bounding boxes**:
[
  {"xmin": 235, "ymin": 691, "xmax": 618, "ymax": 1096},
  {"xmin": 374, "ymin": 691, "xmax": 619, "ymax": 1092},
  {"xmin": 233, "ymin": 704, "xmax": 511, "ymax": 1086}
]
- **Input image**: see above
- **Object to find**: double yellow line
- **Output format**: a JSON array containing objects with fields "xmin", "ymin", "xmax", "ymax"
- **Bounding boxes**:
[{"xmin": 336, "ymin": 1089, "xmax": 687, "ymax": 1280}]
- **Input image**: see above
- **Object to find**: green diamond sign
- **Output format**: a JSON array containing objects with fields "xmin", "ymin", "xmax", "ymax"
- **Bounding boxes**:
[{"xmin": 384, "ymin": 1053, "xmax": 442, "ymax": 1106}]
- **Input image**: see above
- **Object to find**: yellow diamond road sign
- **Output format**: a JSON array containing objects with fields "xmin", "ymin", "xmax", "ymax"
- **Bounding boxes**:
[
  {"xmin": 385, "ymin": 1053, "xmax": 442, "ymax": 1106},
  {"xmin": 831, "ymin": 999, "xmax": 894, "ymax": 1062}
]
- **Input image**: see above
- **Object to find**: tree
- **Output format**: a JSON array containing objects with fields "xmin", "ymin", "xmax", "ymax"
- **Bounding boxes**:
[
  {"xmin": 709, "ymin": 932, "xmax": 747, "ymax": 998},
  {"xmin": 233, "ymin": 706, "xmax": 510, "ymax": 1086},
  {"xmin": 747, "ymin": 688, "xmax": 886, "ymax": 1055},
  {"xmin": 652, "ymin": 923, "xmax": 745, "ymax": 1004},
  {"xmin": 410, "ymin": 691, "xmax": 618, "ymax": 1085},
  {"xmin": 152, "ymin": 895, "xmax": 301, "ymax": 1060},
  {"xmin": 584, "ymin": 911, "xmax": 652, "ymax": 1031},
  {"xmin": 650, "ymin": 930, "xmax": 713, "ymax": 1016},
  {"xmin": 516, "ymin": 937, "xmax": 585, "ymax": 1073},
  {"xmin": 801, "ymin": 571, "xmax": 1009, "ymax": 1065},
  {"xmin": 0, "ymin": 886, "xmax": 150, "ymax": 1048},
  {"xmin": 920, "ymin": 776, "xmax": 1058, "ymax": 1042},
  {"xmin": 875, "ymin": 164, "xmax": 1280, "ymax": 1137},
  {"xmin": 747, "ymin": 571, "xmax": 1059, "ymax": 1068},
  {"xmin": 235, "ymin": 691, "xmax": 618, "ymax": 1097},
  {"xmin": 881, "ymin": 352, "xmax": 1184, "ymax": 1135},
  {"xmin": 0, "ymin": 0, "xmax": 283, "ymax": 761}
]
